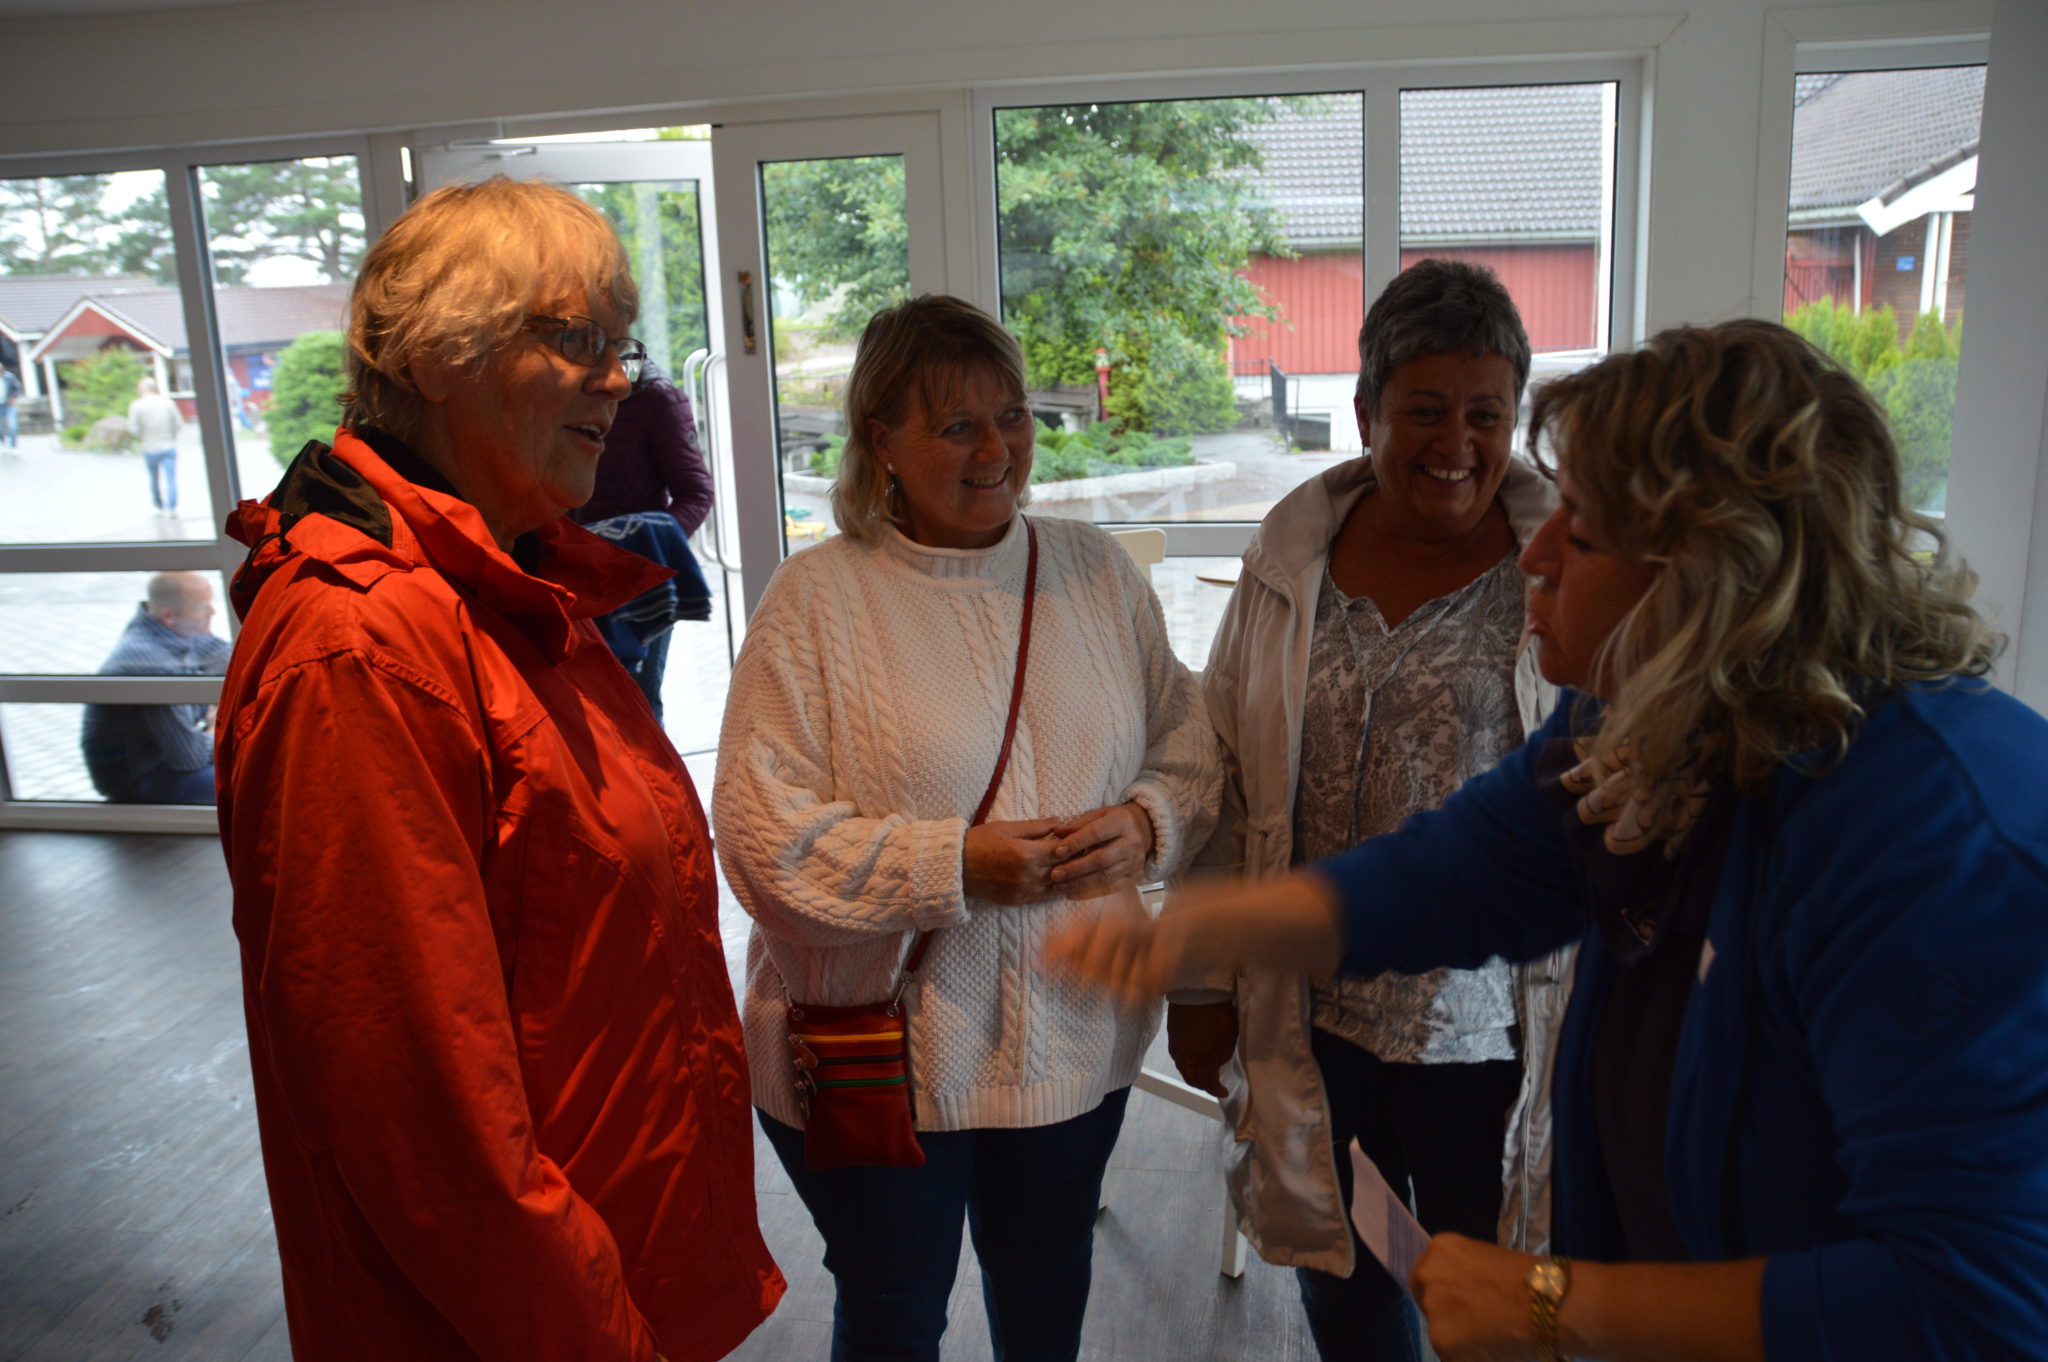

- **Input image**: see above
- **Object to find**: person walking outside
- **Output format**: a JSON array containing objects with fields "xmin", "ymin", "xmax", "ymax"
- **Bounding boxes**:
[{"xmin": 128, "ymin": 377, "xmax": 183, "ymax": 516}]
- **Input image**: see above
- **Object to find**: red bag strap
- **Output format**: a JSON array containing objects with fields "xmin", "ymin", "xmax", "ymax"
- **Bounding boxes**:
[{"xmin": 900, "ymin": 517, "xmax": 1039, "ymax": 983}]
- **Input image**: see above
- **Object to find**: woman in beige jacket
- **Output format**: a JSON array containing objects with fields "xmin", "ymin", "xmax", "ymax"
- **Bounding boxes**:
[{"xmin": 1168, "ymin": 260, "xmax": 1571, "ymax": 1361}]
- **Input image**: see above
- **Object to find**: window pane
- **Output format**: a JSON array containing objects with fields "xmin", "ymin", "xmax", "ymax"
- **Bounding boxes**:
[
  {"xmin": 196, "ymin": 155, "xmax": 364, "ymax": 507},
  {"xmin": 997, "ymin": 94, "xmax": 1357, "ymax": 527},
  {"xmin": 760, "ymin": 153, "xmax": 909, "ymax": 549},
  {"xmin": 1153, "ymin": 555, "xmax": 1241, "ymax": 670},
  {"xmin": 0, "ymin": 569, "xmax": 232, "ymax": 674},
  {"xmin": 1399, "ymin": 83, "xmax": 1617, "ymax": 417},
  {"xmin": 1783, "ymin": 67, "xmax": 1983, "ymax": 513},
  {"xmin": 0, "ymin": 170, "xmax": 216, "ymax": 544},
  {"xmin": 570, "ymin": 179, "xmax": 709, "ymax": 379},
  {"xmin": 3, "ymin": 699, "xmax": 219, "ymax": 804}
]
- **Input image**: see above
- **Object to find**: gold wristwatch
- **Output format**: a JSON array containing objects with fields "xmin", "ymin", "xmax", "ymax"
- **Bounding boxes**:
[{"xmin": 1527, "ymin": 1255, "xmax": 1572, "ymax": 1362}]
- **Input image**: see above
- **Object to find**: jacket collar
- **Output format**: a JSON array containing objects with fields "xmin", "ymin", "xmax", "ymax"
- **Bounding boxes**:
[
  {"xmin": 227, "ymin": 428, "xmax": 671, "ymax": 661},
  {"xmin": 1238, "ymin": 454, "xmax": 1556, "ymax": 601}
]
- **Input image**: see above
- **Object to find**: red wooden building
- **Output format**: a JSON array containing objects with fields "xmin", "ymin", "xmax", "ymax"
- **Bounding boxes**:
[{"xmin": 1230, "ymin": 85, "xmax": 1608, "ymax": 381}]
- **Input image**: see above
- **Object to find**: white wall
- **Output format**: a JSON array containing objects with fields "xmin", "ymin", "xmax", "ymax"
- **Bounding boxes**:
[{"xmin": 1946, "ymin": 0, "xmax": 2048, "ymax": 707}]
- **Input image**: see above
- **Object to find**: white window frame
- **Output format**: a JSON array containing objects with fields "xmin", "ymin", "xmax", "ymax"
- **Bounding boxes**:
[
  {"xmin": 967, "ymin": 57, "xmax": 1645, "ymax": 558},
  {"xmin": 0, "ymin": 134, "xmax": 390, "ymax": 830}
]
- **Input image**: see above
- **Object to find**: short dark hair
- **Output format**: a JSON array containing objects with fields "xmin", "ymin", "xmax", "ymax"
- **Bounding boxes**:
[{"xmin": 1356, "ymin": 259, "xmax": 1531, "ymax": 412}]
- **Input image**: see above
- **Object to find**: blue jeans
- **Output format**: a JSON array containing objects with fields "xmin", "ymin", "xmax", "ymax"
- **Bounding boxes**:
[
  {"xmin": 2, "ymin": 402, "xmax": 16, "ymax": 447},
  {"xmin": 631, "ymin": 626, "xmax": 672, "ymax": 723},
  {"xmin": 1296, "ymin": 1030, "xmax": 1521, "ymax": 1362},
  {"xmin": 95, "ymin": 761, "xmax": 216, "ymax": 805},
  {"xmin": 143, "ymin": 446, "xmax": 177, "ymax": 512},
  {"xmin": 760, "ymin": 1087, "xmax": 1131, "ymax": 1362}
]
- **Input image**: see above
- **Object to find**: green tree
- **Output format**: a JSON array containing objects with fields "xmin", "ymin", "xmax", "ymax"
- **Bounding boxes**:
[
  {"xmin": 59, "ymin": 347, "xmax": 147, "ymax": 447},
  {"xmin": 575, "ymin": 179, "xmax": 708, "ymax": 375},
  {"xmin": 759, "ymin": 155, "xmax": 909, "ymax": 342},
  {"xmin": 266, "ymin": 330, "xmax": 348, "ymax": 466},
  {"xmin": 1, "ymin": 160, "xmax": 365, "ymax": 285},
  {"xmin": 202, "ymin": 159, "xmax": 365, "ymax": 285},
  {"xmin": 994, "ymin": 99, "xmax": 1291, "ymax": 434},
  {"xmin": 1787, "ymin": 297, "xmax": 1961, "ymax": 512},
  {"xmin": 755, "ymin": 99, "xmax": 1295, "ymax": 435},
  {"xmin": 0, "ymin": 175, "xmax": 126, "ymax": 275}
]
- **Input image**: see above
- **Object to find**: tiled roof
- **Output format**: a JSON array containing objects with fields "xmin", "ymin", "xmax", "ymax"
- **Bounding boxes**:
[
  {"xmin": 1399, "ymin": 85, "xmax": 1606, "ymax": 239},
  {"xmin": 1238, "ymin": 95, "xmax": 1362, "ymax": 247},
  {"xmin": 14, "ymin": 278, "xmax": 348, "ymax": 353},
  {"xmin": 0, "ymin": 274, "xmax": 153, "ymax": 334},
  {"xmin": 1239, "ymin": 85, "xmax": 1606, "ymax": 247},
  {"xmin": 1788, "ymin": 66, "xmax": 1982, "ymax": 214}
]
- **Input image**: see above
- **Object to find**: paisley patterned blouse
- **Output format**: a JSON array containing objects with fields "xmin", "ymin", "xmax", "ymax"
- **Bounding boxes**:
[{"xmin": 1294, "ymin": 553, "xmax": 1527, "ymax": 1063}]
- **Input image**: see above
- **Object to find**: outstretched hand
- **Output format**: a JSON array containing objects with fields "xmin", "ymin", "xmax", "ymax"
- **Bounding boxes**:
[{"xmin": 1044, "ymin": 869, "xmax": 1347, "ymax": 1002}]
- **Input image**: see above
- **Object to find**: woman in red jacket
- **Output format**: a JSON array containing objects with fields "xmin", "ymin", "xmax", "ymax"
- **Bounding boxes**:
[{"xmin": 214, "ymin": 176, "xmax": 783, "ymax": 1362}]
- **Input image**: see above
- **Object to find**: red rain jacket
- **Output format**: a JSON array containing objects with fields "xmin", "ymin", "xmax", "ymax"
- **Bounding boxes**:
[{"xmin": 215, "ymin": 430, "xmax": 782, "ymax": 1362}]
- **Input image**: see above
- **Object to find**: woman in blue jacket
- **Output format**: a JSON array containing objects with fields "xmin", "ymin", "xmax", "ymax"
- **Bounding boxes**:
[{"xmin": 1053, "ymin": 318, "xmax": 2048, "ymax": 1361}]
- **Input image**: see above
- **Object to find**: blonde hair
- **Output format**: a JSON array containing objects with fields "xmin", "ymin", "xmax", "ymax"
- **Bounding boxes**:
[
  {"xmin": 341, "ymin": 176, "xmax": 637, "ymax": 439},
  {"xmin": 831, "ymin": 294, "xmax": 1031, "ymax": 543},
  {"xmin": 1531, "ymin": 318, "xmax": 1997, "ymax": 797}
]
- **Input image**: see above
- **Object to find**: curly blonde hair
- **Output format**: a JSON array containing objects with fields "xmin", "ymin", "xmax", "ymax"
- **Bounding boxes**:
[
  {"xmin": 831, "ymin": 295, "xmax": 1031, "ymax": 543},
  {"xmin": 341, "ymin": 176, "xmax": 637, "ymax": 440},
  {"xmin": 1531, "ymin": 318, "xmax": 1998, "ymax": 797}
]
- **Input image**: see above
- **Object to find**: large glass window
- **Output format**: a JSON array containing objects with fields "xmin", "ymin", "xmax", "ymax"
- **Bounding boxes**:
[
  {"xmin": 759, "ymin": 153, "xmax": 910, "ymax": 548},
  {"xmin": 1783, "ymin": 66, "xmax": 1983, "ymax": 513},
  {"xmin": 0, "ymin": 170, "xmax": 214, "ymax": 543},
  {"xmin": 196, "ymin": 155, "xmax": 364, "ymax": 505},
  {"xmin": 993, "ymin": 93, "xmax": 1351, "ymax": 528},
  {"xmin": 0, "ymin": 144, "xmax": 371, "ymax": 821},
  {"xmin": 0, "ymin": 571, "xmax": 231, "ymax": 804},
  {"xmin": 1399, "ymin": 83, "xmax": 1617, "ymax": 418},
  {"xmin": 985, "ymin": 84, "xmax": 1620, "ymax": 534}
]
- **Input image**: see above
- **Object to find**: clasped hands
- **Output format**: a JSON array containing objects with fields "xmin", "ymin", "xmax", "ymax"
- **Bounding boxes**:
[{"xmin": 962, "ymin": 801, "xmax": 1154, "ymax": 904}]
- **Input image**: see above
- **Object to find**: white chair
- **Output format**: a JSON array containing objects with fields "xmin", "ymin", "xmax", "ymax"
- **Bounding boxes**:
[
  {"xmin": 1104, "ymin": 527, "xmax": 1249, "ymax": 1275},
  {"xmin": 1109, "ymin": 527, "xmax": 1167, "ymax": 582}
]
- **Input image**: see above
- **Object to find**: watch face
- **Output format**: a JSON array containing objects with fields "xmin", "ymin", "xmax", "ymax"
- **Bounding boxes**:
[{"xmin": 1528, "ymin": 1261, "xmax": 1568, "ymax": 1301}]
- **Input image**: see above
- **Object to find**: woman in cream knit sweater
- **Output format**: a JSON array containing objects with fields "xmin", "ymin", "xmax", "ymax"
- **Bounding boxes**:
[{"xmin": 714, "ymin": 295, "xmax": 1218, "ymax": 1362}]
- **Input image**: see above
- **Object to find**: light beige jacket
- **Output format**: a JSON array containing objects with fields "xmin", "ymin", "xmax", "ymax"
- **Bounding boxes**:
[{"xmin": 1182, "ymin": 456, "xmax": 1572, "ymax": 1275}]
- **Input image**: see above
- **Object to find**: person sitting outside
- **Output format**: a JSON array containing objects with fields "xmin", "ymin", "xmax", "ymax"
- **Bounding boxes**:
[{"xmin": 80, "ymin": 570, "xmax": 230, "ymax": 804}]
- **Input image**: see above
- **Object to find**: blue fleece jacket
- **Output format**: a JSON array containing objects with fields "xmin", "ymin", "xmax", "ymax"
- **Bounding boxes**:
[{"xmin": 1320, "ymin": 682, "xmax": 2048, "ymax": 1360}]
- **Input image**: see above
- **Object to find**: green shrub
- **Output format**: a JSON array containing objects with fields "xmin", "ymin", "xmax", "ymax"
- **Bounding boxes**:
[
  {"xmin": 58, "ymin": 348, "xmax": 147, "ymax": 445},
  {"xmin": 1031, "ymin": 419, "xmax": 1193, "ymax": 483},
  {"xmin": 809, "ymin": 432, "xmax": 846, "ymax": 478},
  {"xmin": 1104, "ymin": 331, "xmax": 1239, "ymax": 437},
  {"xmin": 1786, "ymin": 299, "xmax": 1959, "ymax": 513},
  {"xmin": 266, "ymin": 331, "xmax": 348, "ymax": 466}
]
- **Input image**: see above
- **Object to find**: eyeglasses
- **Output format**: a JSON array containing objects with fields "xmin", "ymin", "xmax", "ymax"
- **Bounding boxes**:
[{"xmin": 523, "ymin": 314, "xmax": 646, "ymax": 383}]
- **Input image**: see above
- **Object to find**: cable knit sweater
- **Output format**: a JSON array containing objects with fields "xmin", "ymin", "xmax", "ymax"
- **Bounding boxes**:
[{"xmin": 715, "ymin": 514, "xmax": 1219, "ymax": 1132}]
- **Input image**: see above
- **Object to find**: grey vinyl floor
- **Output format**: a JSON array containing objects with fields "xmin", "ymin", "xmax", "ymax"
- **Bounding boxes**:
[{"xmin": 0, "ymin": 830, "xmax": 1315, "ymax": 1361}]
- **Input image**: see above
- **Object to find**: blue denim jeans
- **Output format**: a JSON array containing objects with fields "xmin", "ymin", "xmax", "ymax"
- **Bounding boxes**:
[
  {"xmin": 1295, "ymin": 1030, "xmax": 1521, "ymax": 1362},
  {"xmin": 143, "ymin": 446, "xmax": 177, "ymax": 512},
  {"xmin": 760, "ymin": 1086, "xmax": 1130, "ymax": 1362}
]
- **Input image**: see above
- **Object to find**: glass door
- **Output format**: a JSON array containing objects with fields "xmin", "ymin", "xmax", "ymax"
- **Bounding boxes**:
[
  {"xmin": 413, "ymin": 135, "xmax": 737, "ymax": 754},
  {"xmin": 710, "ymin": 113, "xmax": 949, "ymax": 619}
]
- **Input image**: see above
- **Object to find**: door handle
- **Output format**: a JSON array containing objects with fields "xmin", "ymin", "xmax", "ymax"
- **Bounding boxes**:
[{"xmin": 737, "ymin": 270, "xmax": 758, "ymax": 355}]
